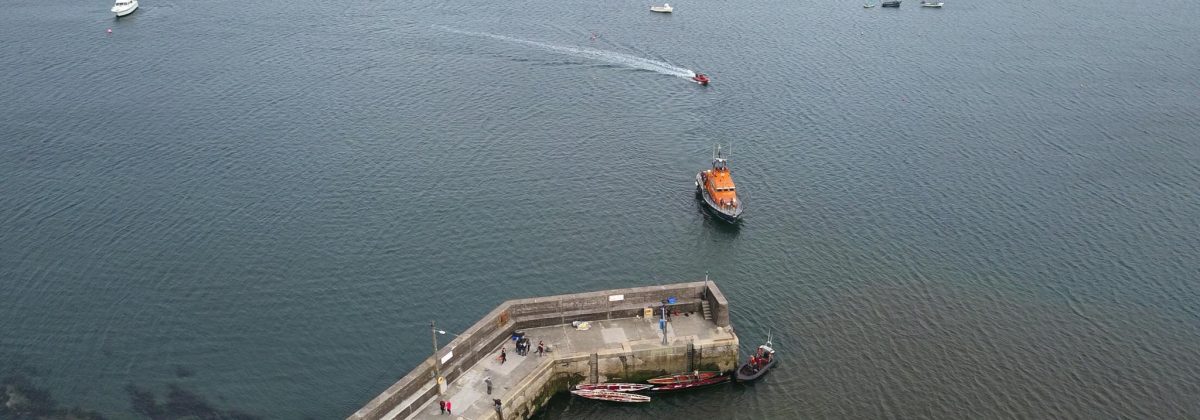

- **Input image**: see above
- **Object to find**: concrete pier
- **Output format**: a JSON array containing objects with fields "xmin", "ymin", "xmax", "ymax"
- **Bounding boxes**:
[{"xmin": 349, "ymin": 281, "xmax": 739, "ymax": 420}]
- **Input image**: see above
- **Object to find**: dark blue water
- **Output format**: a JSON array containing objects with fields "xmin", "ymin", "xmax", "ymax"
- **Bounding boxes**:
[{"xmin": 2, "ymin": 0, "xmax": 1199, "ymax": 418}]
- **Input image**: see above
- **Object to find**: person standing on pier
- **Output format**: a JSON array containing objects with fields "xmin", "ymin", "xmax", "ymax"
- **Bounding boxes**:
[
  {"xmin": 485, "ymin": 376, "xmax": 493, "ymax": 395},
  {"xmin": 445, "ymin": 400, "xmax": 452, "ymax": 415},
  {"xmin": 500, "ymin": 348, "xmax": 507, "ymax": 364},
  {"xmin": 439, "ymin": 400, "xmax": 445, "ymax": 415},
  {"xmin": 537, "ymin": 340, "xmax": 544, "ymax": 356}
]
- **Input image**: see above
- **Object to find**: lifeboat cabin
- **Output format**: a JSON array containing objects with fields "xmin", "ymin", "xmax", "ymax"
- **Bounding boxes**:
[{"xmin": 695, "ymin": 145, "xmax": 743, "ymax": 222}]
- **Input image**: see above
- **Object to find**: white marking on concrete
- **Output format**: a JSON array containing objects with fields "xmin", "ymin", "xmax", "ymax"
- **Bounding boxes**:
[{"xmin": 601, "ymin": 327, "xmax": 628, "ymax": 344}]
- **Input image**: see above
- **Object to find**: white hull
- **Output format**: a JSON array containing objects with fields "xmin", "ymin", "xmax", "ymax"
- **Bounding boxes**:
[{"xmin": 112, "ymin": 0, "xmax": 138, "ymax": 16}]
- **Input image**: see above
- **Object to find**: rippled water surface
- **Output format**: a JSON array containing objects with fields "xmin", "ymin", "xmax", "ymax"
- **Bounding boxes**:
[{"xmin": 2, "ymin": 0, "xmax": 1199, "ymax": 418}]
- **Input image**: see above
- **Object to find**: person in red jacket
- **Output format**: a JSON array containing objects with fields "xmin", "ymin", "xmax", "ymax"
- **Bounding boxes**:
[{"xmin": 445, "ymin": 400, "xmax": 452, "ymax": 415}]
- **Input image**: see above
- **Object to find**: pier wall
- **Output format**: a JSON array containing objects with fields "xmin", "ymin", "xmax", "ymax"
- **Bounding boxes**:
[
  {"xmin": 350, "ymin": 281, "xmax": 734, "ymax": 420},
  {"xmin": 481, "ymin": 331, "xmax": 740, "ymax": 420}
]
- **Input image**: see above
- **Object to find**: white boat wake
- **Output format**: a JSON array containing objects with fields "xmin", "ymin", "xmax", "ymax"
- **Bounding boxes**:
[{"xmin": 437, "ymin": 26, "xmax": 696, "ymax": 79}]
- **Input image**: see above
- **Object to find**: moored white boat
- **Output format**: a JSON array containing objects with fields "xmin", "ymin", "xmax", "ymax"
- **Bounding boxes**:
[
  {"xmin": 650, "ymin": 3, "xmax": 673, "ymax": 13},
  {"xmin": 921, "ymin": 1, "xmax": 943, "ymax": 7},
  {"xmin": 111, "ymin": 0, "xmax": 138, "ymax": 16}
]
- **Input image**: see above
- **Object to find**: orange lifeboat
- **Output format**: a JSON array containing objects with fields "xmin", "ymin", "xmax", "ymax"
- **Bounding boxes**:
[{"xmin": 695, "ymin": 144, "xmax": 742, "ymax": 222}]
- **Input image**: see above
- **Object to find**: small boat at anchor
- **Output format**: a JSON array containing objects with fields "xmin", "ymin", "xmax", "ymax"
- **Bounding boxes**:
[
  {"xmin": 111, "ymin": 0, "xmax": 138, "ymax": 16},
  {"xmin": 735, "ymin": 332, "xmax": 777, "ymax": 382},
  {"xmin": 574, "ymin": 383, "xmax": 654, "ymax": 392},
  {"xmin": 650, "ymin": 3, "xmax": 673, "ymax": 13},
  {"xmin": 692, "ymin": 73, "xmax": 710, "ymax": 86},
  {"xmin": 647, "ymin": 370, "xmax": 722, "ymax": 385},
  {"xmin": 882, "ymin": 0, "xmax": 901, "ymax": 7},
  {"xmin": 571, "ymin": 389, "xmax": 651, "ymax": 402},
  {"xmin": 649, "ymin": 373, "xmax": 730, "ymax": 391},
  {"xmin": 921, "ymin": 1, "xmax": 943, "ymax": 7},
  {"xmin": 695, "ymin": 144, "xmax": 742, "ymax": 222}
]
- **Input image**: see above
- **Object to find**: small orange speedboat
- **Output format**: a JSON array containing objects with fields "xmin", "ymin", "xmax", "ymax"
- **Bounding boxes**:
[
  {"xmin": 692, "ymin": 73, "xmax": 710, "ymax": 86},
  {"xmin": 695, "ymin": 144, "xmax": 742, "ymax": 222}
]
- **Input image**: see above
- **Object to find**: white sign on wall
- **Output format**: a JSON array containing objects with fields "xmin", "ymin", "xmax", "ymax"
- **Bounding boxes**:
[
  {"xmin": 608, "ymin": 294, "xmax": 625, "ymax": 302},
  {"xmin": 440, "ymin": 350, "xmax": 454, "ymax": 365}
]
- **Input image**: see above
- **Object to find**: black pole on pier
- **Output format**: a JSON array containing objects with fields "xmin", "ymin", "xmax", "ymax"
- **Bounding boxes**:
[{"xmin": 431, "ymin": 320, "xmax": 444, "ymax": 400}]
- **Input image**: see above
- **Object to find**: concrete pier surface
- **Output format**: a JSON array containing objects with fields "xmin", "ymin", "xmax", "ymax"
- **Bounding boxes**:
[{"xmin": 350, "ymin": 281, "xmax": 739, "ymax": 420}]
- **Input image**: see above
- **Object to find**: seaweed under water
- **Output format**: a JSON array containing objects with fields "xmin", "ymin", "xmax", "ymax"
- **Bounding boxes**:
[
  {"xmin": 126, "ymin": 384, "xmax": 262, "ymax": 420},
  {"xmin": 0, "ymin": 362, "xmax": 260, "ymax": 420},
  {"xmin": 1, "ymin": 371, "xmax": 107, "ymax": 420}
]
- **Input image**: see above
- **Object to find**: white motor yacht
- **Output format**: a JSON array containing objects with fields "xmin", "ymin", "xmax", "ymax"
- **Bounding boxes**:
[
  {"xmin": 112, "ymin": 0, "xmax": 138, "ymax": 17},
  {"xmin": 650, "ymin": 3, "xmax": 673, "ymax": 13}
]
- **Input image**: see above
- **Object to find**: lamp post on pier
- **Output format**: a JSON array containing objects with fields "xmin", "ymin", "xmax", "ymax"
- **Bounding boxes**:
[
  {"xmin": 429, "ymin": 321, "xmax": 461, "ymax": 401},
  {"xmin": 430, "ymin": 320, "xmax": 444, "ymax": 400}
]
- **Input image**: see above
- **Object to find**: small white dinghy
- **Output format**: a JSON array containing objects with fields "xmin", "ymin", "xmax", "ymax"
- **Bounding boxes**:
[
  {"xmin": 111, "ymin": 0, "xmax": 138, "ymax": 16},
  {"xmin": 921, "ymin": 1, "xmax": 943, "ymax": 7},
  {"xmin": 650, "ymin": 3, "xmax": 673, "ymax": 13}
]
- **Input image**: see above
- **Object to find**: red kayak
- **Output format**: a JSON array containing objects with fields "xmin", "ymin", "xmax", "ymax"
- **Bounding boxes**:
[
  {"xmin": 574, "ymin": 383, "xmax": 653, "ymax": 392},
  {"xmin": 692, "ymin": 73, "xmax": 710, "ymax": 86},
  {"xmin": 649, "ymin": 374, "xmax": 730, "ymax": 391},
  {"xmin": 647, "ymin": 371, "xmax": 721, "ymax": 385}
]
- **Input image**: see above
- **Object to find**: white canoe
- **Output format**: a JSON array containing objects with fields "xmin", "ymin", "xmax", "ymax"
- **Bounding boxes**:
[{"xmin": 571, "ymin": 389, "xmax": 651, "ymax": 402}]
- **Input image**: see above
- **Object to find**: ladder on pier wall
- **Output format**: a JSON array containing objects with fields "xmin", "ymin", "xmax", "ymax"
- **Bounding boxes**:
[
  {"xmin": 686, "ymin": 342, "xmax": 696, "ymax": 372},
  {"xmin": 701, "ymin": 300, "xmax": 713, "ymax": 321},
  {"xmin": 588, "ymin": 353, "xmax": 599, "ymax": 384}
]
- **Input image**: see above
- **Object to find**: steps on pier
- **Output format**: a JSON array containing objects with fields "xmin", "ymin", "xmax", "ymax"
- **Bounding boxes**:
[{"xmin": 701, "ymin": 301, "xmax": 712, "ymax": 321}]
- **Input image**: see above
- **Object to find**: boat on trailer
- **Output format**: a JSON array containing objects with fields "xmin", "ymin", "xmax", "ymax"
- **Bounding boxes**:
[
  {"xmin": 570, "ymin": 389, "xmax": 651, "ymax": 402},
  {"xmin": 649, "ymin": 373, "xmax": 730, "ymax": 391},
  {"xmin": 647, "ymin": 370, "xmax": 722, "ymax": 385},
  {"xmin": 574, "ymin": 383, "xmax": 654, "ymax": 392}
]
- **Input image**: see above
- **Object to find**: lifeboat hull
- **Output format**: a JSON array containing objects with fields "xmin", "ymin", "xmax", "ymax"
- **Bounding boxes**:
[
  {"xmin": 735, "ymin": 357, "xmax": 776, "ymax": 382},
  {"xmin": 696, "ymin": 172, "xmax": 742, "ymax": 222}
]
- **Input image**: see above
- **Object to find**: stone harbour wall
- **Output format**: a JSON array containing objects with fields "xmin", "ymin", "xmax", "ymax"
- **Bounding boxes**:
[{"xmin": 350, "ymin": 280, "xmax": 735, "ymax": 420}]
